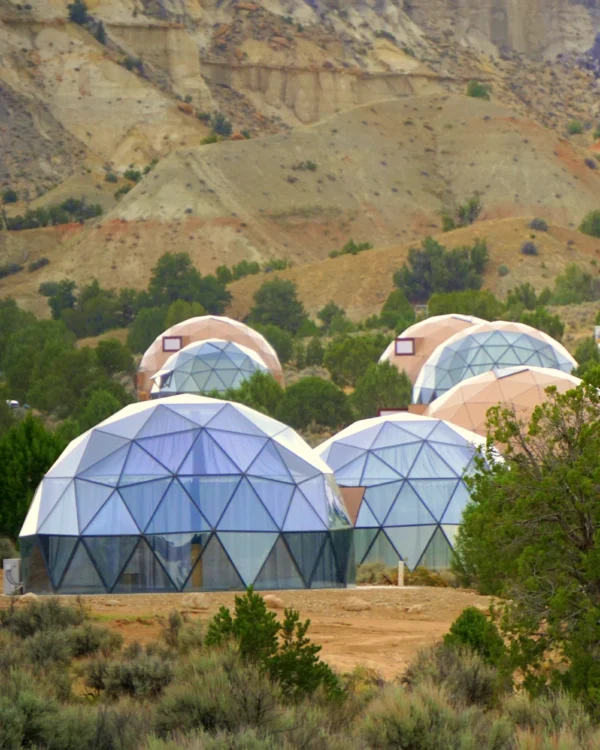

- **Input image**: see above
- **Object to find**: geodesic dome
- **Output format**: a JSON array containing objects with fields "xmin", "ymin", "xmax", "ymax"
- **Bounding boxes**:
[
  {"xmin": 19, "ymin": 396, "xmax": 354, "ymax": 594},
  {"xmin": 151, "ymin": 340, "xmax": 269, "ymax": 398},
  {"xmin": 316, "ymin": 413, "xmax": 487, "ymax": 571},
  {"xmin": 413, "ymin": 321, "xmax": 577, "ymax": 405},
  {"xmin": 380, "ymin": 314, "xmax": 484, "ymax": 384},
  {"xmin": 427, "ymin": 366, "xmax": 581, "ymax": 438},
  {"xmin": 137, "ymin": 316, "xmax": 284, "ymax": 399}
]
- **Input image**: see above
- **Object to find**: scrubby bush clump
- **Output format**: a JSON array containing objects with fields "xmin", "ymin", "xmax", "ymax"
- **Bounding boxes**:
[{"xmin": 528, "ymin": 218, "xmax": 548, "ymax": 231}]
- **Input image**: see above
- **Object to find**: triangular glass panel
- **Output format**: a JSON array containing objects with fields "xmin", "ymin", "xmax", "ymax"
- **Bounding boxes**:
[
  {"xmin": 80, "ymin": 444, "xmax": 130, "ymax": 486},
  {"xmin": 83, "ymin": 492, "xmax": 139, "ymax": 535},
  {"xmin": 283, "ymin": 490, "xmax": 327, "ymax": 532},
  {"xmin": 180, "ymin": 476, "xmax": 240, "ymax": 528},
  {"xmin": 38, "ymin": 482, "xmax": 79, "ymax": 536},
  {"xmin": 409, "ymin": 479, "xmax": 458, "ymax": 521},
  {"xmin": 399, "ymin": 419, "xmax": 438, "ymax": 440},
  {"xmin": 74, "ymin": 480, "xmax": 114, "ymax": 531},
  {"xmin": 84, "ymin": 536, "xmax": 138, "ymax": 589},
  {"xmin": 146, "ymin": 480, "xmax": 209, "ymax": 534},
  {"xmin": 179, "ymin": 431, "xmax": 241, "ymax": 476},
  {"xmin": 218, "ymin": 531, "xmax": 277, "ymax": 586},
  {"xmin": 373, "ymin": 443, "xmax": 421, "ymax": 478},
  {"xmin": 59, "ymin": 542, "xmax": 105, "ymax": 594},
  {"xmin": 385, "ymin": 483, "xmax": 436, "ymax": 525},
  {"xmin": 248, "ymin": 477, "xmax": 295, "ymax": 529},
  {"xmin": 363, "ymin": 529, "xmax": 400, "ymax": 566},
  {"xmin": 186, "ymin": 533, "xmax": 244, "ymax": 591},
  {"xmin": 137, "ymin": 430, "xmax": 200, "ymax": 473},
  {"xmin": 98, "ymin": 408, "xmax": 152, "ymax": 439},
  {"xmin": 148, "ymin": 533, "xmax": 207, "ymax": 590},
  {"xmin": 247, "ymin": 440, "xmax": 293, "ymax": 482},
  {"xmin": 427, "ymin": 421, "xmax": 469, "ymax": 446},
  {"xmin": 331, "ymin": 529, "xmax": 354, "ymax": 585},
  {"xmin": 371, "ymin": 421, "xmax": 425, "ymax": 449},
  {"xmin": 205, "ymin": 403, "xmax": 266, "ymax": 436},
  {"xmin": 166, "ymin": 401, "xmax": 226, "ymax": 427},
  {"xmin": 310, "ymin": 537, "xmax": 342, "ymax": 588},
  {"xmin": 386, "ymin": 525, "xmax": 437, "ymax": 571},
  {"xmin": 209, "ymin": 430, "xmax": 268, "ymax": 472},
  {"xmin": 20, "ymin": 537, "xmax": 52, "ymax": 594},
  {"xmin": 20, "ymin": 485, "xmax": 43, "ymax": 537},
  {"xmin": 36, "ymin": 478, "xmax": 73, "ymax": 530},
  {"xmin": 274, "ymin": 443, "xmax": 321, "ymax": 482},
  {"xmin": 353, "ymin": 528, "xmax": 378, "ymax": 566},
  {"xmin": 419, "ymin": 527, "xmax": 454, "ymax": 570},
  {"xmin": 254, "ymin": 536, "xmax": 304, "ymax": 589},
  {"xmin": 113, "ymin": 539, "xmax": 176, "ymax": 593},
  {"xmin": 284, "ymin": 532, "xmax": 327, "ymax": 585},
  {"xmin": 332, "ymin": 454, "xmax": 367, "ymax": 484},
  {"xmin": 426, "ymin": 443, "xmax": 475, "ymax": 477},
  {"xmin": 297, "ymin": 476, "xmax": 332, "ymax": 527},
  {"xmin": 119, "ymin": 478, "xmax": 172, "ymax": 532},
  {"xmin": 46, "ymin": 434, "xmax": 89, "ymax": 478},
  {"xmin": 441, "ymin": 482, "xmax": 472, "ymax": 523},
  {"xmin": 38, "ymin": 535, "xmax": 77, "ymax": 589},
  {"xmin": 77, "ymin": 431, "xmax": 130, "ymax": 474},
  {"xmin": 217, "ymin": 478, "xmax": 278, "ymax": 532},
  {"xmin": 442, "ymin": 524, "xmax": 460, "ymax": 547},
  {"xmin": 136, "ymin": 404, "xmax": 200, "ymax": 438},
  {"xmin": 336, "ymin": 423, "xmax": 384, "ymax": 450},
  {"xmin": 355, "ymin": 499, "xmax": 379, "ymax": 528},
  {"xmin": 203, "ymin": 372, "xmax": 226, "ymax": 392},
  {"xmin": 363, "ymin": 481, "xmax": 403, "ymax": 523},
  {"xmin": 217, "ymin": 369, "xmax": 238, "ymax": 389},
  {"xmin": 362, "ymin": 453, "xmax": 401, "ymax": 483},
  {"xmin": 408, "ymin": 444, "xmax": 455, "ymax": 478},
  {"xmin": 120, "ymin": 443, "xmax": 171, "ymax": 485},
  {"xmin": 320, "ymin": 441, "xmax": 365, "ymax": 470}
]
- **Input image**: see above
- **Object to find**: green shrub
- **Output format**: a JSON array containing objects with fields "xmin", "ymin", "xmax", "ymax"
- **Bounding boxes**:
[
  {"xmin": 22, "ymin": 629, "xmax": 73, "ymax": 667},
  {"xmin": 124, "ymin": 56, "xmax": 143, "ymax": 72},
  {"xmin": 40, "ymin": 704, "xmax": 147, "ymax": 750},
  {"xmin": 444, "ymin": 607, "xmax": 505, "ymax": 665},
  {"xmin": 402, "ymin": 644, "xmax": 507, "ymax": 709},
  {"xmin": 0, "ymin": 597, "xmax": 86, "ymax": 638},
  {"xmin": 124, "ymin": 169, "xmax": 142, "ymax": 183},
  {"xmin": 580, "ymin": 210, "xmax": 600, "ymax": 238},
  {"xmin": 329, "ymin": 239, "xmax": 372, "ymax": 259},
  {"xmin": 212, "ymin": 113, "xmax": 232, "ymax": 137},
  {"xmin": 567, "ymin": 120, "xmax": 583, "ymax": 135},
  {"xmin": 28, "ymin": 257, "xmax": 50, "ymax": 272},
  {"xmin": 0, "ymin": 537, "xmax": 18, "ymax": 566},
  {"xmin": 528, "ymin": 218, "xmax": 548, "ymax": 231},
  {"xmin": 105, "ymin": 172, "xmax": 118, "ymax": 183},
  {"xmin": 498, "ymin": 264, "xmax": 510, "ymax": 276},
  {"xmin": 356, "ymin": 561, "xmax": 397, "ymax": 585},
  {"xmin": 305, "ymin": 337, "xmax": 324, "ymax": 367},
  {"xmin": 84, "ymin": 654, "xmax": 174, "ymax": 698},
  {"xmin": 2, "ymin": 189, "xmax": 18, "ymax": 204},
  {"xmin": 520, "ymin": 241, "xmax": 538, "ymax": 256},
  {"xmin": 67, "ymin": 0, "xmax": 88, "ymax": 24},
  {"xmin": 68, "ymin": 622, "xmax": 123, "ymax": 657},
  {"xmin": 276, "ymin": 376, "xmax": 352, "ymax": 430},
  {"xmin": 201, "ymin": 134, "xmax": 220, "ymax": 145},
  {"xmin": 504, "ymin": 690, "xmax": 599, "ymax": 744},
  {"xmin": 197, "ymin": 112, "xmax": 211, "ymax": 122},
  {"xmin": 466, "ymin": 80, "xmax": 490, "ymax": 100}
]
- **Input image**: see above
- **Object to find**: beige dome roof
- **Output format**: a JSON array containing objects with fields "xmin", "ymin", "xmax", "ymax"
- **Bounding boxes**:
[
  {"xmin": 426, "ymin": 365, "xmax": 581, "ymax": 438},
  {"xmin": 380, "ymin": 314, "xmax": 484, "ymax": 384},
  {"xmin": 137, "ymin": 316, "xmax": 283, "ymax": 399}
]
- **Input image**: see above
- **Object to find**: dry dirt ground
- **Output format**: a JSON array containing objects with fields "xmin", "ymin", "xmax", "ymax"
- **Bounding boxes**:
[{"xmin": 0, "ymin": 584, "xmax": 493, "ymax": 680}]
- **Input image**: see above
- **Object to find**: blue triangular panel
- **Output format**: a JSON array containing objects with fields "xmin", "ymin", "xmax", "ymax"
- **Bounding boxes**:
[
  {"xmin": 119, "ymin": 478, "xmax": 172, "ymax": 531},
  {"xmin": 74, "ymin": 480, "xmax": 114, "ymax": 531},
  {"xmin": 248, "ymin": 477, "xmax": 295, "ymax": 529},
  {"xmin": 38, "ymin": 482, "xmax": 78, "ymax": 535},
  {"xmin": 283, "ymin": 490, "xmax": 327, "ymax": 532},
  {"xmin": 247, "ymin": 441, "xmax": 292, "ymax": 482},
  {"xmin": 79, "ymin": 444, "xmax": 130, "ymax": 486},
  {"xmin": 77, "ymin": 431, "xmax": 130, "ymax": 474},
  {"xmin": 373, "ymin": 442, "xmax": 421, "ymax": 478},
  {"xmin": 206, "ymin": 403, "xmax": 265, "ymax": 436},
  {"xmin": 363, "ymin": 481, "xmax": 403, "ymax": 523},
  {"xmin": 120, "ymin": 443, "xmax": 171, "ymax": 484},
  {"xmin": 180, "ymin": 476, "xmax": 239, "ymax": 528},
  {"xmin": 410, "ymin": 479, "xmax": 459, "ymax": 521},
  {"xmin": 217, "ymin": 478, "xmax": 278, "ymax": 531},
  {"xmin": 441, "ymin": 482, "xmax": 472, "ymax": 523},
  {"xmin": 385, "ymin": 482, "xmax": 436, "ymax": 526},
  {"xmin": 137, "ymin": 429, "xmax": 200, "ymax": 473},
  {"xmin": 209, "ymin": 430, "xmax": 268, "ymax": 472},
  {"xmin": 136, "ymin": 405, "xmax": 200, "ymax": 438},
  {"xmin": 145, "ymin": 481, "xmax": 209, "ymax": 534},
  {"xmin": 218, "ymin": 532, "xmax": 277, "ymax": 586},
  {"xmin": 83, "ymin": 492, "xmax": 139, "ymax": 535},
  {"xmin": 178, "ymin": 431, "xmax": 240, "ymax": 475},
  {"xmin": 355, "ymin": 500, "xmax": 378, "ymax": 528}
]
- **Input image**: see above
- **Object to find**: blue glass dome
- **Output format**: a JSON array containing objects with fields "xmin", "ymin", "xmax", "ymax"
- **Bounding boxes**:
[
  {"xmin": 317, "ymin": 413, "xmax": 488, "ymax": 571},
  {"xmin": 20, "ymin": 396, "xmax": 354, "ymax": 594},
  {"xmin": 413, "ymin": 321, "xmax": 577, "ymax": 405},
  {"xmin": 151, "ymin": 339, "xmax": 269, "ymax": 397}
]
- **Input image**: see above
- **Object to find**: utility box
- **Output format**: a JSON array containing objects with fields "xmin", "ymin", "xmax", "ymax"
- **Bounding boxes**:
[{"xmin": 3, "ymin": 559, "xmax": 21, "ymax": 595}]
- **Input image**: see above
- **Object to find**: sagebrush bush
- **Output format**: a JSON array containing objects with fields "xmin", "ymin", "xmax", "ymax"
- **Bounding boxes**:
[
  {"xmin": 0, "ymin": 597, "xmax": 86, "ymax": 638},
  {"xmin": 68, "ymin": 621, "xmax": 123, "ymax": 657},
  {"xmin": 498, "ymin": 264, "xmax": 510, "ymax": 277},
  {"xmin": 405, "ymin": 567, "xmax": 448, "ymax": 588},
  {"xmin": 402, "ymin": 644, "xmax": 508, "ymax": 708},
  {"xmin": 356, "ymin": 561, "xmax": 397, "ymax": 585},
  {"xmin": 528, "ymin": 218, "xmax": 548, "ymax": 231},
  {"xmin": 84, "ymin": 653, "xmax": 174, "ymax": 699},
  {"xmin": 39, "ymin": 703, "xmax": 147, "ymax": 750},
  {"xmin": 22, "ymin": 629, "xmax": 73, "ymax": 667},
  {"xmin": 520, "ymin": 241, "xmax": 538, "ymax": 256},
  {"xmin": 504, "ymin": 690, "xmax": 599, "ymax": 744},
  {"xmin": 144, "ymin": 729, "xmax": 281, "ymax": 749}
]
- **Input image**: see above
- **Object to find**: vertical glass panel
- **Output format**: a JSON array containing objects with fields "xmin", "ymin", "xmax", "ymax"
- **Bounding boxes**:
[
  {"xmin": 137, "ymin": 430, "xmax": 200, "ymax": 473},
  {"xmin": 218, "ymin": 532, "xmax": 277, "ymax": 586},
  {"xmin": 217, "ymin": 479, "xmax": 278, "ymax": 532},
  {"xmin": 419, "ymin": 527, "xmax": 454, "ymax": 570},
  {"xmin": 353, "ymin": 528, "xmax": 379, "ymax": 566},
  {"xmin": 179, "ymin": 431, "xmax": 241, "ymax": 476},
  {"xmin": 363, "ymin": 481, "xmax": 403, "ymax": 524},
  {"xmin": 355, "ymin": 500, "xmax": 378, "ymax": 528},
  {"xmin": 38, "ymin": 535, "xmax": 77, "ymax": 589},
  {"xmin": 77, "ymin": 431, "xmax": 130, "ymax": 474},
  {"xmin": 113, "ymin": 539, "xmax": 176, "ymax": 593},
  {"xmin": 119, "ymin": 479, "xmax": 172, "ymax": 532},
  {"xmin": 148, "ymin": 533, "xmax": 207, "ymax": 591},
  {"xmin": 209, "ymin": 431, "xmax": 268, "ymax": 472},
  {"xmin": 187, "ymin": 534, "xmax": 244, "ymax": 591},
  {"xmin": 59, "ymin": 542, "xmax": 106, "ymax": 594},
  {"xmin": 254, "ymin": 536, "xmax": 304, "ymax": 590},
  {"xmin": 136, "ymin": 405, "xmax": 199, "ymax": 438},
  {"xmin": 83, "ymin": 493, "xmax": 139, "ymax": 535},
  {"xmin": 248, "ymin": 477, "xmax": 294, "ymax": 529},
  {"xmin": 20, "ymin": 536, "xmax": 53, "ymax": 594},
  {"xmin": 283, "ymin": 490, "xmax": 327, "ymax": 532},
  {"xmin": 385, "ymin": 483, "xmax": 436, "ymax": 526},
  {"xmin": 247, "ymin": 441, "xmax": 292, "ymax": 482},
  {"xmin": 80, "ymin": 444, "xmax": 130, "ymax": 486},
  {"xmin": 181, "ymin": 476, "xmax": 240, "ymax": 528},
  {"xmin": 146, "ymin": 481, "xmax": 209, "ymax": 534},
  {"xmin": 363, "ymin": 530, "xmax": 399, "ymax": 566},
  {"xmin": 310, "ymin": 537, "xmax": 342, "ymax": 588},
  {"xmin": 38, "ymin": 482, "xmax": 79, "ymax": 536},
  {"xmin": 386, "ymin": 525, "xmax": 437, "ymax": 571},
  {"xmin": 283, "ymin": 532, "xmax": 327, "ymax": 585},
  {"xmin": 84, "ymin": 536, "xmax": 138, "ymax": 589},
  {"xmin": 75, "ymin": 480, "xmax": 114, "ymax": 532},
  {"xmin": 410, "ymin": 480, "xmax": 459, "ymax": 522},
  {"xmin": 330, "ymin": 529, "xmax": 355, "ymax": 586}
]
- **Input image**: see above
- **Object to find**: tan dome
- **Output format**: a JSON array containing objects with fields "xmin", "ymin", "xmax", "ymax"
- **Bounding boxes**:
[
  {"xmin": 426, "ymin": 366, "xmax": 581, "ymax": 438},
  {"xmin": 137, "ymin": 316, "xmax": 283, "ymax": 399},
  {"xmin": 380, "ymin": 314, "xmax": 484, "ymax": 384}
]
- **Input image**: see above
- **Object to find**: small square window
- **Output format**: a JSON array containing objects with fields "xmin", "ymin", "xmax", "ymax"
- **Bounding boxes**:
[
  {"xmin": 395, "ymin": 338, "xmax": 415, "ymax": 356},
  {"xmin": 163, "ymin": 336, "xmax": 182, "ymax": 352}
]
